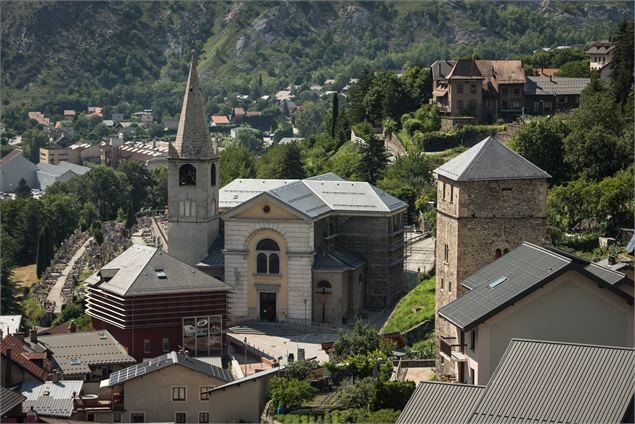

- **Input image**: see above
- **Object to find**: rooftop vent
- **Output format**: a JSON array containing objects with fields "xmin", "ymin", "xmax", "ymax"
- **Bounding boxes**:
[
  {"xmin": 155, "ymin": 269, "xmax": 167, "ymax": 279},
  {"xmin": 489, "ymin": 276, "xmax": 508, "ymax": 289}
]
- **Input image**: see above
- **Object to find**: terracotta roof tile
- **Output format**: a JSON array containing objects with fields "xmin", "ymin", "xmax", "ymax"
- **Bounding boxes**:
[{"xmin": 1, "ymin": 335, "xmax": 49, "ymax": 381}]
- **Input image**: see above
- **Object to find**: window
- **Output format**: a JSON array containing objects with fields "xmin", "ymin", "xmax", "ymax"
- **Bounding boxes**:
[
  {"xmin": 441, "ymin": 278, "xmax": 444, "ymax": 290},
  {"xmin": 471, "ymin": 329, "xmax": 477, "ymax": 351},
  {"xmin": 211, "ymin": 164, "xmax": 216, "ymax": 186},
  {"xmin": 512, "ymin": 100, "xmax": 521, "ymax": 109},
  {"xmin": 172, "ymin": 387, "xmax": 186, "ymax": 401},
  {"xmin": 502, "ymin": 100, "xmax": 508, "ymax": 109},
  {"xmin": 442, "ymin": 181, "xmax": 446, "ymax": 200},
  {"xmin": 457, "ymin": 83, "xmax": 464, "ymax": 94},
  {"xmin": 199, "ymin": 412, "xmax": 210, "ymax": 423},
  {"xmin": 255, "ymin": 239, "xmax": 280, "ymax": 274},
  {"xmin": 457, "ymin": 99, "xmax": 464, "ymax": 110},
  {"xmin": 175, "ymin": 413, "xmax": 187, "ymax": 423},
  {"xmin": 558, "ymin": 96, "xmax": 567, "ymax": 103},
  {"xmin": 444, "ymin": 244, "xmax": 449, "ymax": 263},
  {"xmin": 162, "ymin": 337, "xmax": 169, "ymax": 353},
  {"xmin": 495, "ymin": 249, "xmax": 502, "ymax": 259},
  {"xmin": 470, "ymin": 84, "xmax": 477, "ymax": 94},
  {"xmin": 470, "ymin": 368, "xmax": 475, "ymax": 384},
  {"xmin": 503, "ymin": 248, "xmax": 509, "ymax": 255},
  {"xmin": 534, "ymin": 101, "xmax": 540, "ymax": 112},
  {"xmin": 502, "ymin": 88, "xmax": 508, "ymax": 95},
  {"xmin": 448, "ymin": 281, "xmax": 452, "ymax": 292},
  {"xmin": 449, "ymin": 185, "xmax": 454, "ymax": 204},
  {"xmin": 179, "ymin": 164, "xmax": 197, "ymax": 186},
  {"xmin": 200, "ymin": 387, "xmax": 212, "ymax": 401},
  {"xmin": 143, "ymin": 339, "xmax": 151, "ymax": 355},
  {"xmin": 513, "ymin": 88, "xmax": 520, "ymax": 95},
  {"xmin": 130, "ymin": 413, "xmax": 144, "ymax": 423}
]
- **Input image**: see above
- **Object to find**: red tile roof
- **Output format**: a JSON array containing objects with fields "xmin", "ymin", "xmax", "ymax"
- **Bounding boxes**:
[
  {"xmin": 233, "ymin": 107, "xmax": 245, "ymax": 116},
  {"xmin": 211, "ymin": 115, "xmax": 230, "ymax": 125},
  {"xmin": 0, "ymin": 335, "xmax": 49, "ymax": 381},
  {"xmin": 63, "ymin": 110, "xmax": 76, "ymax": 116},
  {"xmin": 536, "ymin": 68, "xmax": 560, "ymax": 77},
  {"xmin": 37, "ymin": 321, "xmax": 73, "ymax": 336},
  {"xmin": 245, "ymin": 111, "xmax": 262, "ymax": 117}
]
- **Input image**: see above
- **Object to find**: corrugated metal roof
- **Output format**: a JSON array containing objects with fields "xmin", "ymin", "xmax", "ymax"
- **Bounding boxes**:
[
  {"xmin": 434, "ymin": 136, "xmax": 551, "ymax": 182},
  {"xmin": 439, "ymin": 242, "xmax": 632, "ymax": 331},
  {"xmin": 219, "ymin": 179, "xmax": 299, "ymax": 209},
  {"xmin": 525, "ymin": 76, "xmax": 591, "ymax": 96},
  {"xmin": 20, "ymin": 380, "xmax": 83, "ymax": 417},
  {"xmin": 313, "ymin": 247, "xmax": 365, "ymax": 271},
  {"xmin": 0, "ymin": 386, "xmax": 26, "ymax": 415},
  {"xmin": 198, "ymin": 235, "xmax": 225, "ymax": 268},
  {"xmin": 85, "ymin": 245, "xmax": 229, "ymax": 297},
  {"xmin": 101, "ymin": 351, "xmax": 232, "ymax": 388},
  {"xmin": 397, "ymin": 381, "xmax": 484, "ymax": 424},
  {"xmin": 36, "ymin": 162, "xmax": 90, "ymax": 178},
  {"xmin": 38, "ymin": 330, "xmax": 135, "ymax": 375},
  {"xmin": 469, "ymin": 339, "xmax": 635, "ymax": 423},
  {"xmin": 206, "ymin": 366, "xmax": 283, "ymax": 394}
]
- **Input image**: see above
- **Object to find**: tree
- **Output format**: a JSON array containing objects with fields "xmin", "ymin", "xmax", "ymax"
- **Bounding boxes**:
[
  {"xmin": 219, "ymin": 145, "xmax": 257, "ymax": 187},
  {"xmin": 331, "ymin": 320, "xmax": 385, "ymax": 361},
  {"xmin": 270, "ymin": 377, "xmax": 317, "ymax": 409},
  {"xmin": 118, "ymin": 160, "xmax": 153, "ymax": 212},
  {"xmin": 0, "ymin": 229, "xmax": 21, "ymax": 315},
  {"xmin": 335, "ymin": 377, "xmax": 379, "ymax": 409},
  {"xmin": 509, "ymin": 116, "xmax": 569, "ymax": 183},
  {"xmin": 79, "ymin": 202, "xmax": 99, "ymax": 231},
  {"xmin": 22, "ymin": 129, "xmax": 47, "ymax": 164},
  {"xmin": 610, "ymin": 20, "xmax": 635, "ymax": 106},
  {"xmin": 125, "ymin": 201, "xmax": 137, "ymax": 229},
  {"xmin": 357, "ymin": 134, "xmax": 388, "ymax": 185},
  {"xmin": 36, "ymin": 226, "xmax": 49, "ymax": 278},
  {"xmin": 256, "ymin": 144, "xmax": 305, "ymax": 179},
  {"xmin": 147, "ymin": 167, "xmax": 168, "ymax": 209},
  {"xmin": 14, "ymin": 178, "xmax": 31, "ymax": 198},
  {"xmin": 557, "ymin": 60, "xmax": 591, "ymax": 77},
  {"xmin": 292, "ymin": 101, "xmax": 327, "ymax": 137},
  {"xmin": 330, "ymin": 93, "xmax": 339, "ymax": 138},
  {"xmin": 280, "ymin": 359, "xmax": 319, "ymax": 380}
]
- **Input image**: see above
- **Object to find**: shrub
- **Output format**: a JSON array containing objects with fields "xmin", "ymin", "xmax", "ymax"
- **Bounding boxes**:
[
  {"xmin": 335, "ymin": 377, "xmax": 378, "ymax": 409},
  {"xmin": 271, "ymin": 377, "xmax": 318, "ymax": 409},
  {"xmin": 364, "ymin": 409, "xmax": 401, "ymax": 424},
  {"xmin": 281, "ymin": 359, "xmax": 320, "ymax": 380},
  {"xmin": 375, "ymin": 381, "xmax": 416, "ymax": 410}
]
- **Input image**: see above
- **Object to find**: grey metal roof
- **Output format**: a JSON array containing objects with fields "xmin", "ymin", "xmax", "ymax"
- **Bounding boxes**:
[
  {"xmin": 20, "ymin": 380, "xmax": 83, "ymax": 417},
  {"xmin": 434, "ymin": 136, "xmax": 551, "ymax": 182},
  {"xmin": 101, "ymin": 351, "xmax": 232, "ymax": 388},
  {"xmin": 221, "ymin": 173, "xmax": 407, "ymax": 217},
  {"xmin": 206, "ymin": 366, "xmax": 284, "ymax": 394},
  {"xmin": 38, "ymin": 330, "xmax": 135, "ymax": 375},
  {"xmin": 525, "ymin": 76, "xmax": 591, "ymax": 96},
  {"xmin": 313, "ymin": 247, "xmax": 365, "ymax": 271},
  {"xmin": 431, "ymin": 60, "xmax": 456, "ymax": 81},
  {"xmin": 439, "ymin": 242, "xmax": 632, "ymax": 332},
  {"xmin": 36, "ymin": 162, "xmax": 90, "ymax": 178},
  {"xmin": 584, "ymin": 262, "xmax": 629, "ymax": 286},
  {"xmin": 397, "ymin": 381, "xmax": 484, "ymax": 424},
  {"xmin": 469, "ymin": 339, "xmax": 635, "ymax": 424},
  {"xmin": 0, "ymin": 386, "xmax": 26, "ymax": 415},
  {"xmin": 85, "ymin": 245, "xmax": 230, "ymax": 297},
  {"xmin": 198, "ymin": 235, "xmax": 225, "ymax": 268}
]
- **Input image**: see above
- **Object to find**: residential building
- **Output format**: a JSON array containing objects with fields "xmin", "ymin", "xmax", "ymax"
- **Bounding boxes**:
[
  {"xmin": 85, "ymin": 245, "xmax": 230, "ymax": 361},
  {"xmin": 432, "ymin": 59, "xmax": 526, "ymax": 125},
  {"xmin": 132, "ymin": 110, "xmax": 154, "ymax": 125},
  {"xmin": 0, "ymin": 149, "xmax": 37, "ymax": 193},
  {"xmin": 524, "ymin": 76, "xmax": 590, "ymax": 115},
  {"xmin": 20, "ymin": 379, "xmax": 83, "ymax": 420},
  {"xmin": 93, "ymin": 351, "xmax": 232, "ymax": 424},
  {"xmin": 1, "ymin": 334, "xmax": 50, "ymax": 386},
  {"xmin": 206, "ymin": 367, "xmax": 281, "ymax": 423},
  {"xmin": 210, "ymin": 115, "xmax": 230, "ymax": 126},
  {"xmin": 27, "ymin": 111, "xmax": 50, "ymax": 127},
  {"xmin": 434, "ymin": 136, "xmax": 550, "ymax": 378},
  {"xmin": 431, "ymin": 59, "xmax": 455, "ymax": 92},
  {"xmin": 274, "ymin": 90, "xmax": 293, "ymax": 103},
  {"xmin": 0, "ymin": 315, "xmax": 22, "ymax": 336},
  {"xmin": 63, "ymin": 110, "xmax": 76, "ymax": 120},
  {"xmin": 587, "ymin": 39, "xmax": 614, "ymax": 70},
  {"xmin": 232, "ymin": 107, "xmax": 246, "ymax": 124},
  {"xmin": 39, "ymin": 143, "xmax": 100, "ymax": 165},
  {"xmin": 438, "ymin": 242, "xmax": 634, "ymax": 384},
  {"xmin": 398, "ymin": 339, "xmax": 635, "ymax": 424}
]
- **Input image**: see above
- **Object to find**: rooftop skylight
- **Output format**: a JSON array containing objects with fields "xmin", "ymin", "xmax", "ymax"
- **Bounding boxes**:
[{"xmin": 489, "ymin": 276, "xmax": 508, "ymax": 288}]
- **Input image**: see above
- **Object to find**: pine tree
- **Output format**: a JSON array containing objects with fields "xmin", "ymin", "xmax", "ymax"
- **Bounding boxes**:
[
  {"xmin": 330, "ymin": 93, "xmax": 339, "ymax": 138},
  {"xmin": 14, "ymin": 178, "xmax": 31, "ymax": 198},
  {"xmin": 125, "ymin": 201, "xmax": 137, "ymax": 230},
  {"xmin": 357, "ymin": 135, "xmax": 389, "ymax": 185},
  {"xmin": 609, "ymin": 20, "xmax": 635, "ymax": 106},
  {"xmin": 36, "ymin": 226, "xmax": 48, "ymax": 278}
]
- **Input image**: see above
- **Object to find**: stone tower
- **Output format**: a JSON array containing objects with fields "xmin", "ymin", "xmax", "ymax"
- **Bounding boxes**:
[
  {"xmin": 433, "ymin": 136, "xmax": 550, "ymax": 379},
  {"xmin": 167, "ymin": 51, "xmax": 219, "ymax": 266}
]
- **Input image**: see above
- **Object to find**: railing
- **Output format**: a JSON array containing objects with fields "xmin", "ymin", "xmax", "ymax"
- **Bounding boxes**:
[{"xmin": 440, "ymin": 339, "xmax": 452, "ymax": 357}]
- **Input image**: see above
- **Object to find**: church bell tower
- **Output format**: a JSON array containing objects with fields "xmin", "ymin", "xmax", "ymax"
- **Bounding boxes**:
[{"xmin": 167, "ymin": 50, "xmax": 219, "ymax": 266}]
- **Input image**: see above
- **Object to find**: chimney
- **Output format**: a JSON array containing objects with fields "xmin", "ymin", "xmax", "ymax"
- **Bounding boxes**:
[
  {"xmin": 52, "ymin": 371, "xmax": 60, "ymax": 383},
  {"xmin": 30, "ymin": 329, "xmax": 38, "ymax": 343},
  {"xmin": 69, "ymin": 321, "xmax": 77, "ymax": 333},
  {"xmin": 608, "ymin": 256, "xmax": 616, "ymax": 265},
  {"xmin": 549, "ymin": 74, "xmax": 553, "ymax": 83}
]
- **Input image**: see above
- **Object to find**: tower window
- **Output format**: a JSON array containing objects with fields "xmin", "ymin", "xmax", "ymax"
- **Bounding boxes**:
[
  {"xmin": 444, "ymin": 244, "xmax": 449, "ymax": 262},
  {"xmin": 256, "ymin": 238, "xmax": 280, "ymax": 274},
  {"xmin": 211, "ymin": 164, "xmax": 216, "ymax": 187},
  {"xmin": 179, "ymin": 164, "xmax": 197, "ymax": 186},
  {"xmin": 495, "ymin": 248, "xmax": 502, "ymax": 259}
]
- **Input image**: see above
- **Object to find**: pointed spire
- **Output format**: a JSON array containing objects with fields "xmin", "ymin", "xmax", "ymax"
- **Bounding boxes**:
[{"xmin": 172, "ymin": 50, "xmax": 215, "ymax": 159}]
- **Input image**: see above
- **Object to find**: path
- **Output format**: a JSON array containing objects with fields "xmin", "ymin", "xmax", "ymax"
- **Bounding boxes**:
[{"xmin": 47, "ymin": 237, "xmax": 92, "ymax": 313}]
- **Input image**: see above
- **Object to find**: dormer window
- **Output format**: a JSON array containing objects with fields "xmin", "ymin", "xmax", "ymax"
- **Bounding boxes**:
[{"xmin": 179, "ymin": 164, "xmax": 196, "ymax": 186}]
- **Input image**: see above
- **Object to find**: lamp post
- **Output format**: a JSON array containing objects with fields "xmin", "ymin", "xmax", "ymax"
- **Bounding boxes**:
[
  {"xmin": 303, "ymin": 298, "xmax": 307, "ymax": 332},
  {"xmin": 243, "ymin": 337, "xmax": 247, "ymax": 375}
]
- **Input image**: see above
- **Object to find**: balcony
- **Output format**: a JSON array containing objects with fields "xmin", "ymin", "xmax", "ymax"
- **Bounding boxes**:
[{"xmin": 440, "ymin": 338, "xmax": 467, "ymax": 362}]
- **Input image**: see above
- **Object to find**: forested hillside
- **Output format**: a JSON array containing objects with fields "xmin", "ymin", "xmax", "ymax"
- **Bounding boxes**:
[{"xmin": 1, "ymin": 0, "xmax": 631, "ymax": 120}]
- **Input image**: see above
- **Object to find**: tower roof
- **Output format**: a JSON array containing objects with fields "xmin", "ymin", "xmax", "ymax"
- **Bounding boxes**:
[
  {"xmin": 434, "ymin": 136, "xmax": 551, "ymax": 182},
  {"xmin": 171, "ymin": 50, "xmax": 215, "ymax": 160}
]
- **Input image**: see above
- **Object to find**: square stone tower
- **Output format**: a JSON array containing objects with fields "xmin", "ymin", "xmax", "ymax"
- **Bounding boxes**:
[
  {"xmin": 433, "ymin": 136, "xmax": 550, "ymax": 379},
  {"xmin": 167, "ymin": 51, "xmax": 220, "ymax": 266}
]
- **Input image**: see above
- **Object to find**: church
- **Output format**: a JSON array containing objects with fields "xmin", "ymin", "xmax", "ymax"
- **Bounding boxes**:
[{"xmin": 165, "ymin": 51, "xmax": 407, "ymax": 326}]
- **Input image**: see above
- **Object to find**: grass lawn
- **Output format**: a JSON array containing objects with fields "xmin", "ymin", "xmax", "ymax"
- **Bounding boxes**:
[
  {"xmin": 382, "ymin": 276, "xmax": 435, "ymax": 334},
  {"xmin": 10, "ymin": 264, "xmax": 38, "ymax": 288}
]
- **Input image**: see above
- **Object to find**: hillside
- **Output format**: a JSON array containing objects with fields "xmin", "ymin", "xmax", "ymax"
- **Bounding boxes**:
[{"xmin": 1, "ymin": 1, "xmax": 632, "ymax": 119}]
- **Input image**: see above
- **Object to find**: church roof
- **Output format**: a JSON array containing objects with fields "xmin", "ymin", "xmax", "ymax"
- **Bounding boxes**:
[
  {"xmin": 220, "ymin": 173, "xmax": 407, "ymax": 218},
  {"xmin": 171, "ymin": 51, "xmax": 216, "ymax": 160},
  {"xmin": 198, "ymin": 235, "xmax": 225, "ymax": 268},
  {"xmin": 85, "ymin": 245, "xmax": 229, "ymax": 297},
  {"xmin": 313, "ymin": 247, "xmax": 365, "ymax": 271},
  {"xmin": 434, "ymin": 136, "xmax": 551, "ymax": 182}
]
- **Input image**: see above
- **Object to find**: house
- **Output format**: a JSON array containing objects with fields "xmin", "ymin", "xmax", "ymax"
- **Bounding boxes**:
[
  {"xmin": 524, "ymin": 76, "xmax": 590, "ymax": 115},
  {"xmin": 36, "ymin": 161, "xmax": 90, "ymax": 190},
  {"xmin": 132, "ymin": 110, "xmax": 154, "ymax": 125},
  {"xmin": 1, "ymin": 334, "xmax": 50, "ymax": 386},
  {"xmin": 94, "ymin": 351, "xmax": 233, "ymax": 424},
  {"xmin": 206, "ymin": 367, "xmax": 282, "ymax": 423},
  {"xmin": 103, "ymin": 119, "xmax": 115, "ymax": 128},
  {"xmin": 0, "ymin": 386, "xmax": 26, "ymax": 421},
  {"xmin": 0, "ymin": 149, "xmax": 37, "ymax": 193},
  {"xmin": 534, "ymin": 67, "xmax": 560, "ymax": 77},
  {"xmin": 587, "ymin": 39, "xmax": 614, "ymax": 70},
  {"xmin": 0, "ymin": 315, "xmax": 22, "ymax": 336},
  {"xmin": 232, "ymin": 107, "xmax": 246, "ymax": 123},
  {"xmin": 274, "ymin": 90, "xmax": 293, "ymax": 103},
  {"xmin": 398, "ymin": 339, "xmax": 635, "ymax": 423},
  {"xmin": 20, "ymin": 378, "xmax": 83, "ymax": 419},
  {"xmin": 48, "ymin": 125, "xmax": 75, "ymax": 141},
  {"xmin": 438, "ymin": 242, "xmax": 633, "ymax": 385},
  {"xmin": 245, "ymin": 111, "xmax": 262, "ymax": 118},
  {"xmin": 27, "ymin": 111, "xmax": 50, "ymax": 127},
  {"xmin": 30, "ymin": 330, "xmax": 136, "ymax": 383},
  {"xmin": 85, "ymin": 245, "xmax": 230, "ymax": 361},
  {"xmin": 63, "ymin": 110, "xmax": 76, "ymax": 120},
  {"xmin": 114, "ymin": 122, "xmax": 137, "ymax": 137},
  {"xmin": 87, "ymin": 106, "xmax": 103, "ymax": 118},
  {"xmin": 433, "ymin": 59, "xmax": 526, "ymax": 126},
  {"xmin": 210, "ymin": 115, "xmax": 230, "ymax": 126}
]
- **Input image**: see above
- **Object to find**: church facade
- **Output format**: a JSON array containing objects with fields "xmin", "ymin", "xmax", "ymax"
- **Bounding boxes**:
[{"xmin": 165, "ymin": 52, "xmax": 408, "ymax": 327}]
